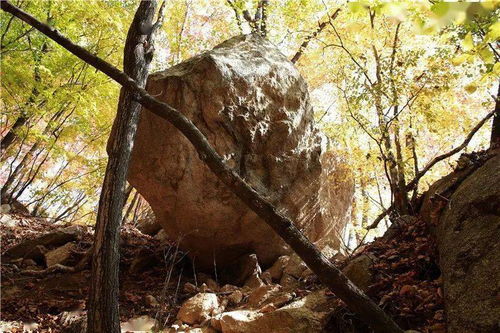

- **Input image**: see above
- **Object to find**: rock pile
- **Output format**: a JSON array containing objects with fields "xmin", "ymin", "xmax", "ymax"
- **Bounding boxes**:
[{"xmin": 160, "ymin": 251, "xmax": 368, "ymax": 333}]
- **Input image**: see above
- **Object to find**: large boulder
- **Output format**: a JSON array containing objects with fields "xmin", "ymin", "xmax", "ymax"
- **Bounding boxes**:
[
  {"xmin": 128, "ymin": 34, "xmax": 353, "ymax": 269},
  {"xmin": 435, "ymin": 151, "xmax": 500, "ymax": 333}
]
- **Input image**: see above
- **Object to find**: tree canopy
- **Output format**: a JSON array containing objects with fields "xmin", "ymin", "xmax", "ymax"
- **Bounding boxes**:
[{"xmin": 1, "ymin": 0, "xmax": 498, "ymax": 239}]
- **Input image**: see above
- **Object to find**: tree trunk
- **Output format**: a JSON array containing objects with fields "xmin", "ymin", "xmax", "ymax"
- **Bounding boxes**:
[
  {"xmin": 393, "ymin": 107, "xmax": 409, "ymax": 215},
  {"xmin": 86, "ymin": 1, "xmax": 164, "ymax": 332},
  {"xmin": 490, "ymin": 81, "xmax": 500, "ymax": 149},
  {"xmin": 0, "ymin": 2, "xmax": 403, "ymax": 332},
  {"xmin": 1, "ymin": 115, "xmax": 29, "ymax": 151}
]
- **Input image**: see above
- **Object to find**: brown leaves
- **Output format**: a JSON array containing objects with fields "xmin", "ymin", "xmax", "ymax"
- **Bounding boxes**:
[{"xmin": 361, "ymin": 217, "xmax": 445, "ymax": 332}]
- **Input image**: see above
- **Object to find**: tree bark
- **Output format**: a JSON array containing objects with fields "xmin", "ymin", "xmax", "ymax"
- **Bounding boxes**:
[
  {"xmin": 86, "ymin": 1, "xmax": 165, "ymax": 332},
  {"xmin": 0, "ymin": 2, "xmax": 403, "ymax": 332}
]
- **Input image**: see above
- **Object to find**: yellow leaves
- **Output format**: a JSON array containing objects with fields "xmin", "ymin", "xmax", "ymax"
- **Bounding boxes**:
[
  {"xmin": 462, "ymin": 33, "xmax": 474, "ymax": 51},
  {"xmin": 485, "ymin": 21, "xmax": 500, "ymax": 42},
  {"xmin": 478, "ymin": 47, "xmax": 495, "ymax": 64},
  {"xmin": 348, "ymin": 2, "xmax": 368, "ymax": 15},
  {"xmin": 451, "ymin": 54, "xmax": 471, "ymax": 66},
  {"xmin": 481, "ymin": 1, "xmax": 500, "ymax": 10},
  {"xmin": 493, "ymin": 62, "xmax": 500, "ymax": 76}
]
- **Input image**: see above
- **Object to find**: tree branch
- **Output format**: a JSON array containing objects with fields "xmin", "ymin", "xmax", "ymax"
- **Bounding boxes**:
[{"xmin": 291, "ymin": 8, "xmax": 340, "ymax": 64}]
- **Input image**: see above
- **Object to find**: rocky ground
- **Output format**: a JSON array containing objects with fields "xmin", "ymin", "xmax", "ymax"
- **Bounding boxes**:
[{"xmin": 0, "ymin": 209, "xmax": 446, "ymax": 333}]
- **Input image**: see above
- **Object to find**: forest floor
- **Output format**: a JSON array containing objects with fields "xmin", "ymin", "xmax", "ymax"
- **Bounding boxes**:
[{"xmin": 1, "ymin": 212, "xmax": 445, "ymax": 332}]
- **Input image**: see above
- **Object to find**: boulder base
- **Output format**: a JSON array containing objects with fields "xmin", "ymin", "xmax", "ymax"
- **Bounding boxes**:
[{"xmin": 128, "ymin": 34, "xmax": 353, "ymax": 269}]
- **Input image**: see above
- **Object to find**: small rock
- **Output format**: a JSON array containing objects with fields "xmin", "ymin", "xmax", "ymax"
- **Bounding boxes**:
[
  {"xmin": 210, "ymin": 314, "xmax": 222, "ymax": 331},
  {"xmin": 243, "ymin": 272, "xmax": 264, "ymax": 289},
  {"xmin": 258, "ymin": 303, "xmax": 276, "ymax": 313},
  {"xmin": 136, "ymin": 211, "xmax": 161, "ymax": 236},
  {"xmin": 263, "ymin": 255, "xmax": 289, "ymax": 281},
  {"xmin": 45, "ymin": 242, "xmax": 75, "ymax": 267},
  {"xmin": 222, "ymin": 254, "xmax": 261, "ymax": 286},
  {"xmin": 270, "ymin": 293, "xmax": 293, "ymax": 308},
  {"xmin": 282, "ymin": 256, "xmax": 307, "ymax": 278},
  {"xmin": 28, "ymin": 245, "xmax": 48, "ymax": 262},
  {"xmin": 199, "ymin": 283, "xmax": 209, "ymax": 293},
  {"xmin": 300, "ymin": 268, "xmax": 314, "ymax": 280},
  {"xmin": 177, "ymin": 293, "xmax": 219, "ymax": 324},
  {"xmin": 227, "ymin": 290, "xmax": 243, "ymax": 305},
  {"xmin": 0, "ymin": 204, "xmax": 12, "ymax": 213},
  {"xmin": 260, "ymin": 271, "xmax": 272, "ymax": 284},
  {"xmin": 144, "ymin": 295, "xmax": 159, "ymax": 307},
  {"xmin": 206, "ymin": 278, "xmax": 219, "ymax": 292},
  {"xmin": 219, "ymin": 310, "xmax": 263, "ymax": 333},
  {"xmin": 120, "ymin": 315, "xmax": 157, "ymax": 332},
  {"xmin": 247, "ymin": 285, "xmax": 281, "ymax": 308},
  {"xmin": 219, "ymin": 290, "xmax": 333, "ymax": 333},
  {"xmin": 154, "ymin": 229, "xmax": 169, "ymax": 242},
  {"xmin": 0, "ymin": 214, "xmax": 17, "ymax": 227},
  {"xmin": 213, "ymin": 298, "xmax": 228, "ymax": 316},
  {"xmin": 342, "ymin": 254, "xmax": 376, "ymax": 292},
  {"xmin": 4, "ymin": 226, "xmax": 81, "ymax": 260},
  {"xmin": 220, "ymin": 284, "xmax": 238, "ymax": 293},
  {"xmin": 279, "ymin": 273, "xmax": 298, "ymax": 289},
  {"xmin": 21, "ymin": 259, "xmax": 37, "ymax": 268},
  {"xmin": 184, "ymin": 282, "xmax": 198, "ymax": 294}
]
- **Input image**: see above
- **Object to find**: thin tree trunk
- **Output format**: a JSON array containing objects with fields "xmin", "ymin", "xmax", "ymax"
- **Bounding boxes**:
[
  {"xmin": 490, "ymin": 80, "xmax": 500, "ymax": 148},
  {"xmin": 122, "ymin": 189, "xmax": 139, "ymax": 225},
  {"xmin": 131, "ymin": 196, "xmax": 142, "ymax": 227},
  {"xmin": 393, "ymin": 107, "xmax": 409, "ymax": 215},
  {"xmin": 1, "ymin": 115, "xmax": 29, "ymax": 151},
  {"xmin": 360, "ymin": 178, "xmax": 369, "ymax": 229},
  {"xmin": 86, "ymin": 1, "xmax": 165, "ymax": 332},
  {"xmin": 0, "ymin": 2, "xmax": 403, "ymax": 332}
]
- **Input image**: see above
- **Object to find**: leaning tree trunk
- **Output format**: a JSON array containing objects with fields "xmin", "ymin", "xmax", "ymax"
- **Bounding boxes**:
[
  {"xmin": 0, "ymin": 2, "xmax": 403, "ymax": 332},
  {"xmin": 86, "ymin": 1, "xmax": 165, "ymax": 332},
  {"xmin": 490, "ymin": 81, "xmax": 500, "ymax": 149}
]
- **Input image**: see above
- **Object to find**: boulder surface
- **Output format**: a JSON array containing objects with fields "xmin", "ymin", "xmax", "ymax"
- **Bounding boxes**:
[
  {"xmin": 128, "ymin": 34, "xmax": 353, "ymax": 268},
  {"xmin": 436, "ymin": 152, "xmax": 500, "ymax": 333}
]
